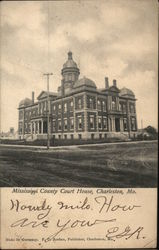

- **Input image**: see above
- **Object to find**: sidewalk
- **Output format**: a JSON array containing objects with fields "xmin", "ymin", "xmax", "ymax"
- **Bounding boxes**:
[{"xmin": 0, "ymin": 140, "xmax": 157, "ymax": 150}]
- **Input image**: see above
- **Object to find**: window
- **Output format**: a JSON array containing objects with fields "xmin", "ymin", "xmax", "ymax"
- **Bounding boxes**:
[
  {"xmin": 71, "ymin": 134, "xmax": 74, "ymax": 139},
  {"xmin": 64, "ymin": 103, "xmax": 67, "ymax": 112},
  {"xmin": 99, "ymin": 134, "xmax": 102, "ymax": 139},
  {"xmin": 70, "ymin": 118, "xmax": 74, "ymax": 130},
  {"xmin": 70, "ymin": 100, "xmax": 73, "ymax": 107},
  {"xmin": 58, "ymin": 135, "xmax": 61, "ymax": 139},
  {"xmin": 123, "ymin": 118, "xmax": 127, "ymax": 131},
  {"xmin": 130, "ymin": 104, "xmax": 135, "ymax": 113},
  {"xmin": 78, "ymin": 98, "xmax": 82, "ymax": 109},
  {"xmin": 120, "ymin": 103, "xmax": 126, "ymax": 112},
  {"xmin": 103, "ymin": 117, "xmax": 107, "ymax": 130},
  {"xmin": 44, "ymin": 101, "xmax": 47, "ymax": 111},
  {"xmin": 64, "ymin": 119, "xmax": 67, "ymax": 130},
  {"xmin": 64, "ymin": 134, "xmax": 67, "ymax": 139},
  {"xmin": 78, "ymin": 134, "xmax": 82, "ymax": 139},
  {"xmin": 89, "ymin": 98, "xmax": 93, "ymax": 109},
  {"xmin": 53, "ymin": 105, "xmax": 56, "ymax": 111},
  {"xmin": 90, "ymin": 116, "xmax": 95, "ymax": 129},
  {"xmin": 131, "ymin": 118, "xmax": 136, "ymax": 131},
  {"xmin": 123, "ymin": 104, "xmax": 126, "ymax": 112},
  {"xmin": 103, "ymin": 101, "xmax": 107, "ymax": 111},
  {"xmin": 58, "ymin": 104, "xmax": 61, "ymax": 112},
  {"xmin": 77, "ymin": 117, "xmax": 82, "ymax": 130},
  {"xmin": 97, "ymin": 100, "xmax": 102, "ymax": 110},
  {"xmin": 91, "ymin": 134, "xmax": 94, "ymax": 139},
  {"xmin": 52, "ymin": 120, "xmax": 56, "ymax": 132},
  {"xmin": 58, "ymin": 120, "xmax": 62, "ymax": 131},
  {"xmin": 98, "ymin": 117, "xmax": 102, "ymax": 129},
  {"xmin": 112, "ymin": 96, "xmax": 116, "ymax": 110},
  {"xmin": 104, "ymin": 133, "xmax": 107, "ymax": 139}
]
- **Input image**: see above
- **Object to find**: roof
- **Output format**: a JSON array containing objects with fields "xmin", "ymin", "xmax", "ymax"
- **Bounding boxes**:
[
  {"xmin": 63, "ymin": 51, "xmax": 78, "ymax": 69},
  {"xmin": 37, "ymin": 91, "xmax": 57, "ymax": 100},
  {"xmin": 120, "ymin": 87, "xmax": 135, "ymax": 97},
  {"xmin": 19, "ymin": 98, "xmax": 32, "ymax": 108},
  {"xmin": 74, "ymin": 77, "xmax": 97, "ymax": 89}
]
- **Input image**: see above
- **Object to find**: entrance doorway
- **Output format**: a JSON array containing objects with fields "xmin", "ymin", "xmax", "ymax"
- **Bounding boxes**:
[{"xmin": 115, "ymin": 118, "xmax": 120, "ymax": 132}]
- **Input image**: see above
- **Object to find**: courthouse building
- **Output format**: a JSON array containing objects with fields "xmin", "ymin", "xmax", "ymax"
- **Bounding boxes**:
[{"xmin": 18, "ymin": 52, "xmax": 137, "ymax": 140}]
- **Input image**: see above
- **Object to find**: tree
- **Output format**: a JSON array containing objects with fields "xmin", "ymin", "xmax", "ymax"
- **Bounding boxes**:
[
  {"xmin": 144, "ymin": 126, "xmax": 158, "ymax": 139},
  {"xmin": 145, "ymin": 126, "xmax": 157, "ymax": 134}
]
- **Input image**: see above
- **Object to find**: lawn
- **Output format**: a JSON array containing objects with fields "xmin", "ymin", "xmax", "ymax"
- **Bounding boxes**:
[{"xmin": 0, "ymin": 141, "xmax": 157, "ymax": 187}]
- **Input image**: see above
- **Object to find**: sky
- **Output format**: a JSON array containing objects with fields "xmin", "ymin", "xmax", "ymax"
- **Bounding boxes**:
[{"xmin": 0, "ymin": 0, "xmax": 158, "ymax": 132}]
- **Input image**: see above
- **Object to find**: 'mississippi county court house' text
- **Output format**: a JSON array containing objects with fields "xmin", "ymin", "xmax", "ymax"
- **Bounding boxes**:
[{"xmin": 18, "ymin": 52, "xmax": 137, "ymax": 141}]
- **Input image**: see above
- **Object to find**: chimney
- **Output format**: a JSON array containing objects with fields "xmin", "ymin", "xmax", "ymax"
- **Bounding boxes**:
[
  {"xmin": 105, "ymin": 77, "xmax": 109, "ymax": 89},
  {"xmin": 32, "ymin": 91, "xmax": 34, "ymax": 104},
  {"xmin": 113, "ymin": 79, "xmax": 117, "ymax": 87}
]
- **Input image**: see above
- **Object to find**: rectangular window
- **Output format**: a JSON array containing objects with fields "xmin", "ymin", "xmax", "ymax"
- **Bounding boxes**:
[
  {"xmin": 78, "ymin": 134, "xmax": 82, "ymax": 139},
  {"xmin": 78, "ymin": 116, "xmax": 82, "ymax": 130},
  {"xmin": 98, "ymin": 117, "xmax": 102, "ymax": 129},
  {"xmin": 99, "ymin": 134, "xmax": 102, "ymax": 139},
  {"xmin": 58, "ymin": 134, "xmax": 61, "ymax": 139},
  {"xmin": 58, "ymin": 120, "xmax": 62, "ymax": 131},
  {"xmin": 97, "ymin": 100, "xmax": 102, "ymax": 110},
  {"xmin": 123, "ymin": 118, "xmax": 127, "ymax": 131},
  {"xmin": 64, "ymin": 119, "xmax": 67, "ymax": 130},
  {"xmin": 70, "ymin": 100, "xmax": 73, "ymax": 107},
  {"xmin": 70, "ymin": 118, "xmax": 74, "ymax": 130},
  {"xmin": 71, "ymin": 134, "xmax": 74, "ymax": 139},
  {"xmin": 103, "ymin": 117, "xmax": 107, "ymax": 130},
  {"xmin": 102, "ymin": 101, "xmax": 107, "ymax": 111},
  {"xmin": 53, "ymin": 105, "xmax": 56, "ymax": 111},
  {"xmin": 78, "ymin": 98, "xmax": 82, "ymax": 109},
  {"xmin": 90, "ymin": 116, "xmax": 95, "ymax": 129},
  {"xmin": 58, "ymin": 104, "xmax": 61, "ymax": 112},
  {"xmin": 52, "ymin": 120, "xmax": 56, "ymax": 132},
  {"xmin": 89, "ymin": 98, "xmax": 93, "ymax": 109},
  {"xmin": 64, "ymin": 103, "xmax": 67, "ymax": 112},
  {"xmin": 112, "ymin": 96, "xmax": 116, "ymax": 110},
  {"xmin": 131, "ymin": 118, "xmax": 136, "ymax": 131},
  {"xmin": 91, "ymin": 133, "xmax": 94, "ymax": 139},
  {"xmin": 130, "ymin": 104, "xmax": 135, "ymax": 113},
  {"xmin": 64, "ymin": 134, "xmax": 67, "ymax": 139}
]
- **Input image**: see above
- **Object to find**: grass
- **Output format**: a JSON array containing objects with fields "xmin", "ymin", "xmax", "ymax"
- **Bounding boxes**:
[{"xmin": 0, "ymin": 141, "xmax": 157, "ymax": 187}]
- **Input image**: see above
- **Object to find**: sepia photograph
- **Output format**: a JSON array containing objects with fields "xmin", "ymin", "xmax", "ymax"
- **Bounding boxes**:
[
  {"xmin": 0, "ymin": 0, "xmax": 158, "ymax": 188},
  {"xmin": 0, "ymin": 1, "xmax": 158, "ymax": 249}
]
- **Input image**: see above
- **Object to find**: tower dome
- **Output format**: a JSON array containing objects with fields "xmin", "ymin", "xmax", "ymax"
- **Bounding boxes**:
[
  {"xmin": 120, "ymin": 87, "xmax": 135, "ymax": 98},
  {"xmin": 63, "ymin": 51, "xmax": 78, "ymax": 68},
  {"xmin": 19, "ymin": 98, "xmax": 32, "ymax": 108},
  {"xmin": 61, "ymin": 51, "xmax": 80, "ymax": 84},
  {"xmin": 74, "ymin": 77, "xmax": 97, "ymax": 89}
]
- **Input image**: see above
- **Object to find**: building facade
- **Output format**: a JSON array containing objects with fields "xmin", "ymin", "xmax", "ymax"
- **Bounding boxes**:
[{"xmin": 18, "ymin": 52, "xmax": 138, "ymax": 141}]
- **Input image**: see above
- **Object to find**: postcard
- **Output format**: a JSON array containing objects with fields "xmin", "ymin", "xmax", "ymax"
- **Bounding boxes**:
[{"xmin": 0, "ymin": 0, "xmax": 158, "ymax": 249}]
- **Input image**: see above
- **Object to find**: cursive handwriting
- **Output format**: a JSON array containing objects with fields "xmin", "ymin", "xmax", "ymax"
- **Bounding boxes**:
[
  {"xmin": 105, "ymin": 225, "xmax": 145, "ymax": 241},
  {"xmin": 10, "ymin": 199, "xmax": 52, "ymax": 219},
  {"xmin": 57, "ymin": 197, "xmax": 91, "ymax": 210},
  {"xmin": 95, "ymin": 196, "xmax": 141, "ymax": 213},
  {"xmin": 10, "ymin": 217, "xmax": 49, "ymax": 228}
]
